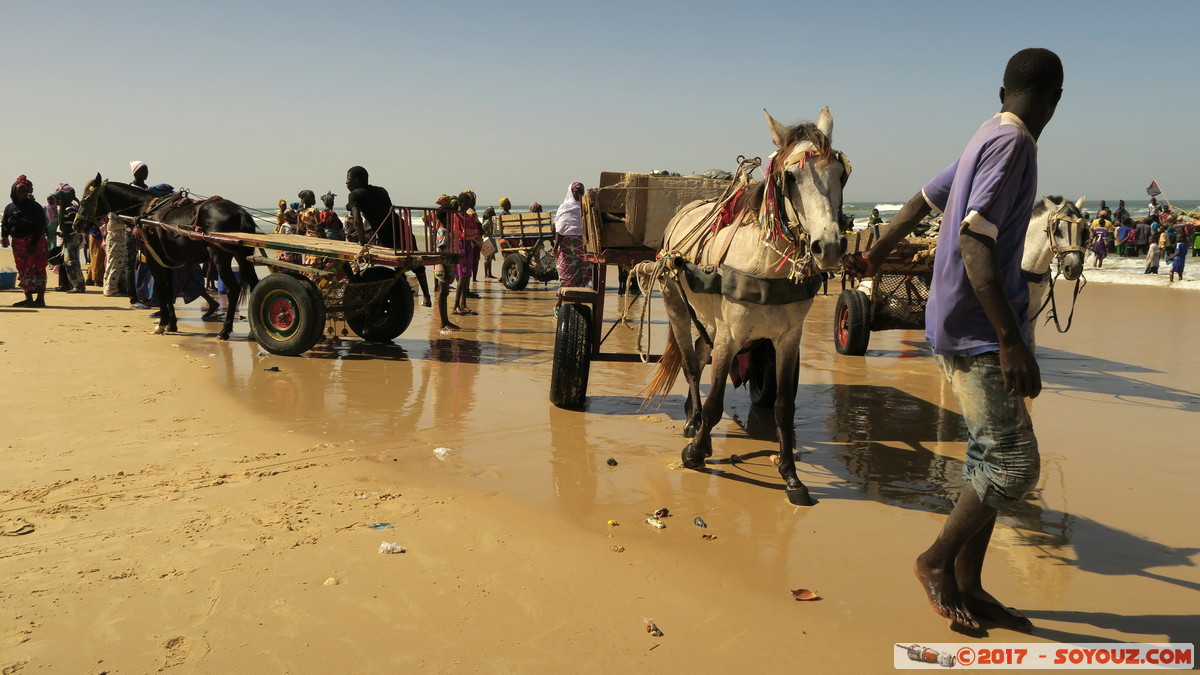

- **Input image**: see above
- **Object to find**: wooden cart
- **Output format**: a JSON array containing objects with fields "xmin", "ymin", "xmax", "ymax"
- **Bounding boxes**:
[
  {"xmin": 120, "ymin": 205, "xmax": 456, "ymax": 357},
  {"xmin": 549, "ymin": 172, "xmax": 735, "ymax": 409},
  {"xmin": 494, "ymin": 212, "xmax": 557, "ymax": 290},
  {"xmin": 834, "ymin": 228, "xmax": 936, "ymax": 355}
]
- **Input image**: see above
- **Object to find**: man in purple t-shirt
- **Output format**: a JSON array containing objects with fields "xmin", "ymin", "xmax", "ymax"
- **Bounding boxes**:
[{"xmin": 849, "ymin": 48, "xmax": 1063, "ymax": 632}]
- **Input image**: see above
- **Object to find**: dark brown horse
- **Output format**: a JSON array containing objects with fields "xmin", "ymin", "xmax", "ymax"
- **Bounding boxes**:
[{"xmin": 76, "ymin": 174, "xmax": 260, "ymax": 339}]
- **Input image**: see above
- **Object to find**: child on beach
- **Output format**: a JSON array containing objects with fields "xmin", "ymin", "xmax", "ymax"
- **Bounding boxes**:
[
  {"xmin": 1168, "ymin": 240, "xmax": 1187, "ymax": 282},
  {"xmin": 1144, "ymin": 241, "xmax": 1161, "ymax": 274}
]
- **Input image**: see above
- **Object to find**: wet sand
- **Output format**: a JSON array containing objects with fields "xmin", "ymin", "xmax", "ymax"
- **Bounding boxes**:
[{"xmin": 1, "ymin": 256, "xmax": 1198, "ymax": 672}]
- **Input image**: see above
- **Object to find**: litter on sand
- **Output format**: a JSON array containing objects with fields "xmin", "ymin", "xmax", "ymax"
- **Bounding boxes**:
[{"xmin": 378, "ymin": 542, "xmax": 407, "ymax": 554}]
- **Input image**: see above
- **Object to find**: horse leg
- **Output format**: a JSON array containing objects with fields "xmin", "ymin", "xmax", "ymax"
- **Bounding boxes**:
[
  {"xmin": 149, "ymin": 263, "xmax": 175, "ymax": 334},
  {"xmin": 683, "ymin": 328, "xmax": 736, "ymax": 469},
  {"xmin": 771, "ymin": 333, "xmax": 815, "ymax": 506},
  {"xmin": 659, "ymin": 280, "xmax": 706, "ymax": 439},
  {"xmin": 215, "ymin": 254, "xmax": 239, "ymax": 340}
]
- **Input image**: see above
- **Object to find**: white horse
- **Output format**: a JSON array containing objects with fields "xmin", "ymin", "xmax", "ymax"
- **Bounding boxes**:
[
  {"xmin": 639, "ymin": 108, "xmax": 850, "ymax": 506},
  {"xmin": 1023, "ymin": 195, "xmax": 1088, "ymax": 340}
]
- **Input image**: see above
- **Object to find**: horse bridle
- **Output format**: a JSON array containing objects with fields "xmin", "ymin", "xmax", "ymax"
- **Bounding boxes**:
[
  {"xmin": 1028, "ymin": 205, "xmax": 1087, "ymax": 333},
  {"xmin": 765, "ymin": 145, "xmax": 852, "ymax": 271}
]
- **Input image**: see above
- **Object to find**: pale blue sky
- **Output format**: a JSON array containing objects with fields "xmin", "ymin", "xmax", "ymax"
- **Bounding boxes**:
[{"xmin": 3, "ymin": 1, "xmax": 1197, "ymax": 211}]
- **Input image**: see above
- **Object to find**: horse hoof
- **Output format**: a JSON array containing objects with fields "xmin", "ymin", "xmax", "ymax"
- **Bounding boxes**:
[
  {"xmin": 786, "ymin": 484, "xmax": 817, "ymax": 507},
  {"xmin": 152, "ymin": 325, "xmax": 165, "ymax": 335},
  {"xmin": 683, "ymin": 423, "xmax": 697, "ymax": 439},
  {"xmin": 681, "ymin": 443, "xmax": 706, "ymax": 470},
  {"xmin": 217, "ymin": 331, "xmax": 231, "ymax": 341}
]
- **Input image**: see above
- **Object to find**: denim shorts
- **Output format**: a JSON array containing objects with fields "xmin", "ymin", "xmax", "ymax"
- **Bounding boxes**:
[{"xmin": 935, "ymin": 352, "xmax": 1040, "ymax": 509}]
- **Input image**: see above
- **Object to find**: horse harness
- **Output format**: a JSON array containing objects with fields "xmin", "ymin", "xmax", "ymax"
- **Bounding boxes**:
[{"xmin": 1025, "ymin": 206, "xmax": 1087, "ymax": 333}]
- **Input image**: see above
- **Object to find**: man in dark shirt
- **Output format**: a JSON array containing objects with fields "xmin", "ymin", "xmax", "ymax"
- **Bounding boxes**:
[
  {"xmin": 345, "ymin": 166, "xmax": 397, "ymax": 248},
  {"xmin": 345, "ymin": 165, "xmax": 437, "ymax": 316}
]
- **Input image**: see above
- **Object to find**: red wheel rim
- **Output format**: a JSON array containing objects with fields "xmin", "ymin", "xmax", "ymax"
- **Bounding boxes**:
[
  {"xmin": 269, "ymin": 297, "xmax": 297, "ymax": 331},
  {"xmin": 836, "ymin": 303, "xmax": 850, "ymax": 348}
]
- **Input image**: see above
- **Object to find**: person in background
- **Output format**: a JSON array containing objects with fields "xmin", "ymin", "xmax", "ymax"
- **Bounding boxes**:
[
  {"xmin": 44, "ymin": 195, "xmax": 59, "ymax": 247},
  {"xmin": 867, "ymin": 207, "xmax": 884, "ymax": 227},
  {"xmin": 1115, "ymin": 218, "xmax": 1131, "ymax": 257},
  {"xmin": 847, "ymin": 47, "xmax": 1063, "ymax": 632},
  {"xmin": 1144, "ymin": 239, "xmax": 1161, "ymax": 274},
  {"xmin": 451, "ymin": 191, "xmax": 482, "ymax": 316},
  {"xmin": 103, "ymin": 207, "xmax": 131, "ymax": 297},
  {"xmin": 552, "ymin": 181, "xmax": 587, "ymax": 290},
  {"xmin": 2, "ymin": 175, "xmax": 49, "ymax": 307},
  {"xmin": 1134, "ymin": 216, "xmax": 1151, "ymax": 257},
  {"xmin": 127, "ymin": 163, "xmax": 151, "ymax": 306},
  {"xmin": 529, "ymin": 201, "xmax": 543, "ymax": 214},
  {"xmin": 1112, "ymin": 199, "xmax": 1128, "ymax": 224},
  {"xmin": 1148, "ymin": 196, "xmax": 1161, "ymax": 219},
  {"xmin": 85, "ymin": 211, "xmax": 106, "ymax": 286},
  {"xmin": 277, "ymin": 209, "xmax": 301, "ymax": 263},
  {"xmin": 318, "ymin": 192, "xmax": 344, "ymax": 241},
  {"xmin": 274, "ymin": 199, "xmax": 288, "ymax": 232},
  {"xmin": 498, "ymin": 197, "xmax": 512, "ymax": 216},
  {"xmin": 480, "ymin": 205, "xmax": 497, "ymax": 279},
  {"xmin": 1168, "ymin": 236, "xmax": 1187, "ymax": 283},
  {"xmin": 1090, "ymin": 211, "xmax": 1110, "ymax": 268},
  {"xmin": 53, "ymin": 183, "xmax": 85, "ymax": 293}
]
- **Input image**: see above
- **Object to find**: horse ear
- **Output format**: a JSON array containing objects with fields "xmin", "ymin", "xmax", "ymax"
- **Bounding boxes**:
[
  {"xmin": 1074, "ymin": 196, "xmax": 1087, "ymax": 211},
  {"xmin": 763, "ymin": 109, "xmax": 790, "ymax": 149},
  {"xmin": 1042, "ymin": 196, "xmax": 1058, "ymax": 212},
  {"xmin": 817, "ymin": 106, "xmax": 833, "ymax": 141}
]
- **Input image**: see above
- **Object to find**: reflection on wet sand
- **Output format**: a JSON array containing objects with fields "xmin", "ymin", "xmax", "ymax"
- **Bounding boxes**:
[{"xmin": 185, "ymin": 283, "xmax": 1198, "ymax": 644}]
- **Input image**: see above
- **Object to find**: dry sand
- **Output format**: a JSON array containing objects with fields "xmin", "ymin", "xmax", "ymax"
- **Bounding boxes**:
[{"xmin": 1, "ymin": 252, "xmax": 1198, "ymax": 673}]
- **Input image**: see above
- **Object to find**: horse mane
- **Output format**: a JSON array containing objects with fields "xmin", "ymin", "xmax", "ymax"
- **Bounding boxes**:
[
  {"xmin": 771, "ymin": 122, "xmax": 833, "ymax": 179},
  {"xmin": 724, "ymin": 122, "xmax": 834, "ymax": 225}
]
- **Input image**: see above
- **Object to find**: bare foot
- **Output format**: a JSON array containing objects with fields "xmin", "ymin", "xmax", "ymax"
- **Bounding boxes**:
[
  {"xmin": 914, "ymin": 556, "xmax": 978, "ymax": 628},
  {"xmin": 963, "ymin": 590, "xmax": 1033, "ymax": 633},
  {"xmin": 440, "ymin": 322, "xmax": 461, "ymax": 332}
]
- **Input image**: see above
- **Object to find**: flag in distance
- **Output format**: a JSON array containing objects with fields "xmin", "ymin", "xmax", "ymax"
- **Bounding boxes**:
[{"xmin": 1147, "ymin": 180, "xmax": 1162, "ymax": 197}]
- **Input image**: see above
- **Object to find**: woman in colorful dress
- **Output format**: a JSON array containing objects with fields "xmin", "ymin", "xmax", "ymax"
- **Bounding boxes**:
[
  {"xmin": 451, "ymin": 191, "xmax": 482, "ymax": 316},
  {"xmin": 1, "ymin": 175, "xmax": 49, "ymax": 307},
  {"xmin": 552, "ymin": 181, "xmax": 587, "ymax": 288}
]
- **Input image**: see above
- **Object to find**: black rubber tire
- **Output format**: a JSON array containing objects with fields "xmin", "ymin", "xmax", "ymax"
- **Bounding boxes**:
[
  {"xmin": 249, "ymin": 272, "xmax": 326, "ymax": 356},
  {"xmin": 502, "ymin": 253, "xmax": 530, "ymax": 291},
  {"xmin": 346, "ymin": 266, "xmax": 415, "ymax": 342},
  {"xmin": 550, "ymin": 303, "xmax": 592, "ymax": 409},
  {"xmin": 834, "ymin": 289, "xmax": 871, "ymax": 356},
  {"xmin": 746, "ymin": 340, "xmax": 800, "ymax": 408}
]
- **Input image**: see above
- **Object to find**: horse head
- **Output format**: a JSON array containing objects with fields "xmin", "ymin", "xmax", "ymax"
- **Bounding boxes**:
[
  {"xmin": 763, "ymin": 107, "xmax": 850, "ymax": 272},
  {"xmin": 75, "ymin": 173, "xmax": 109, "ymax": 234},
  {"xmin": 1038, "ymin": 195, "xmax": 1088, "ymax": 281}
]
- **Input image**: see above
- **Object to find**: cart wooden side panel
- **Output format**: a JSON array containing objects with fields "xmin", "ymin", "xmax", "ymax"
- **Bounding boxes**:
[
  {"xmin": 495, "ymin": 212, "xmax": 554, "ymax": 251},
  {"xmin": 582, "ymin": 172, "xmax": 738, "ymax": 254}
]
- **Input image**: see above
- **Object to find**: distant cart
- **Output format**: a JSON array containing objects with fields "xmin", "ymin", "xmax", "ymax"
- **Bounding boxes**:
[
  {"xmin": 495, "ymin": 211, "xmax": 557, "ymax": 290},
  {"xmin": 834, "ymin": 228, "xmax": 936, "ymax": 355},
  {"xmin": 548, "ymin": 171, "xmax": 737, "ymax": 409},
  {"xmin": 118, "ymin": 206, "xmax": 456, "ymax": 357}
]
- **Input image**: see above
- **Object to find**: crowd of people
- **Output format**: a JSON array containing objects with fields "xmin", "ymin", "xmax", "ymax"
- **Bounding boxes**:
[{"xmin": 1087, "ymin": 197, "xmax": 1197, "ymax": 282}]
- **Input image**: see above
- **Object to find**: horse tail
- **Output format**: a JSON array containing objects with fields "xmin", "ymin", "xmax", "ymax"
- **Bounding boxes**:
[{"xmin": 640, "ymin": 328, "xmax": 683, "ymax": 409}]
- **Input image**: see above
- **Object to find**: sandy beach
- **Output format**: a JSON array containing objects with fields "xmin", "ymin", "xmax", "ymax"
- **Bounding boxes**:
[{"xmin": 2, "ymin": 251, "xmax": 1198, "ymax": 673}]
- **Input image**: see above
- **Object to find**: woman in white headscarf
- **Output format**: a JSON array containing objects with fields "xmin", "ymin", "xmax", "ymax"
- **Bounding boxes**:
[{"xmin": 552, "ymin": 181, "xmax": 586, "ymax": 287}]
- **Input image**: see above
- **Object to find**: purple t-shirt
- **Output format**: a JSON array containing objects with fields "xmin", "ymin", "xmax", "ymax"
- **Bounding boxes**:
[{"xmin": 921, "ymin": 112, "xmax": 1038, "ymax": 356}]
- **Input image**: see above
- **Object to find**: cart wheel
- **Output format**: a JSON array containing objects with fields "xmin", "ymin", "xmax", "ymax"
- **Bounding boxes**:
[
  {"xmin": 249, "ymin": 272, "xmax": 326, "ymax": 356},
  {"xmin": 502, "ymin": 253, "xmax": 530, "ymax": 291},
  {"xmin": 550, "ymin": 303, "xmax": 591, "ymax": 409},
  {"xmin": 346, "ymin": 266, "xmax": 414, "ymax": 342},
  {"xmin": 746, "ymin": 340, "xmax": 800, "ymax": 408},
  {"xmin": 835, "ymin": 289, "xmax": 871, "ymax": 356}
]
